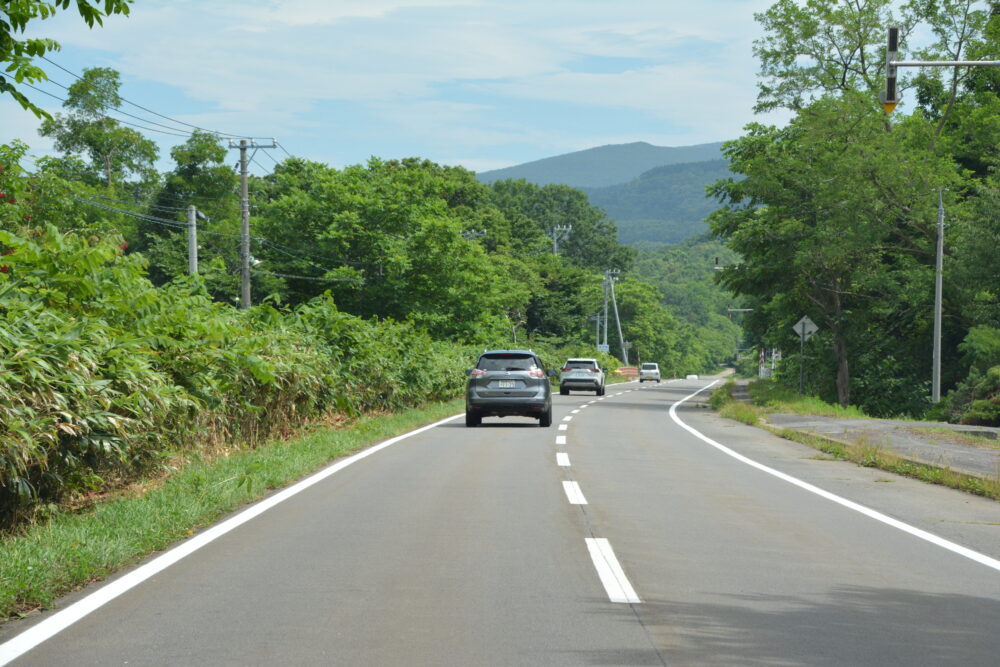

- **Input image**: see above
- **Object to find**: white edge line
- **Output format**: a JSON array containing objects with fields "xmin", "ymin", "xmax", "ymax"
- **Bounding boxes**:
[
  {"xmin": 0, "ymin": 412, "xmax": 465, "ymax": 666},
  {"xmin": 556, "ymin": 452, "xmax": 571, "ymax": 467},
  {"xmin": 563, "ymin": 481, "xmax": 588, "ymax": 505},
  {"xmin": 585, "ymin": 538, "xmax": 640, "ymax": 603},
  {"xmin": 669, "ymin": 382, "xmax": 1000, "ymax": 574}
]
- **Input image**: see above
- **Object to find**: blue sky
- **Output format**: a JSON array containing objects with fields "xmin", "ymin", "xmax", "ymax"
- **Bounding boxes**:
[{"xmin": 3, "ymin": 0, "xmax": 791, "ymax": 175}]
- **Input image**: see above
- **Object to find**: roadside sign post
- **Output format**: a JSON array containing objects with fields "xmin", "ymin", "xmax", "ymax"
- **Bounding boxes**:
[{"xmin": 793, "ymin": 316, "xmax": 819, "ymax": 394}]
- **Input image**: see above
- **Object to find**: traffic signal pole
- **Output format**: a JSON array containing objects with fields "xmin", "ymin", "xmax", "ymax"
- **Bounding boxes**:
[{"xmin": 880, "ymin": 26, "xmax": 1000, "ymax": 403}]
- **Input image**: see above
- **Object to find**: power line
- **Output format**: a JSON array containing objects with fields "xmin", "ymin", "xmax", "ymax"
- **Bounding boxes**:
[
  {"xmin": 40, "ymin": 55, "xmax": 250, "ymax": 139},
  {"xmin": 41, "ymin": 77, "xmax": 202, "ymax": 137},
  {"xmin": 251, "ymin": 269, "xmax": 361, "ymax": 283},
  {"xmin": 19, "ymin": 82, "xmax": 192, "ymax": 137}
]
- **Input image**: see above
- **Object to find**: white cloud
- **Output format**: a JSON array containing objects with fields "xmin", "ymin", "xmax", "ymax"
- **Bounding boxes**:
[{"xmin": 10, "ymin": 0, "xmax": 787, "ymax": 169}]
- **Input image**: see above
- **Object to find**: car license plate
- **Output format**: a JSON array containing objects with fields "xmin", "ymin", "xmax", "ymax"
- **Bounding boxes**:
[{"xmin": 497, "ymin": 380, "xmax": 516, "ymax": 388}]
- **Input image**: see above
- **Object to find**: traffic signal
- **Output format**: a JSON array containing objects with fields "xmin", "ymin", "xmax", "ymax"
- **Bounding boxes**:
[{"xmin": 881, "ymin": 25, "xmax": 900, "ymax": 113}]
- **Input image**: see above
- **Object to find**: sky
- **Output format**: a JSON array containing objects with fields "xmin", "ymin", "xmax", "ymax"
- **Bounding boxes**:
[{"xmin": 3, "ymin": 0, "xmax": 792, "ymax": 175}]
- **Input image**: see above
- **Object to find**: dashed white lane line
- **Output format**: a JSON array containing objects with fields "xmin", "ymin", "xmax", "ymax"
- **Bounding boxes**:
[
  {"xmin": 0, "ymin": 411, "xmax": 465, "ymax": 666},
  {"xmin": 586, "ymin": 538, "xmax": 641, "ymax": 604},
  {"xmin": 556, "ymin": 452, "xmax": 570, "ymax": 467},
  {"xmin": 556, "ymin": 435, "xmax": 567, "ymax": 445},
  {"xmin": 571, "ymin": 409, "xmax": 580, "ymax": 414},
  {"xmin": 670, "ymin": 382, "xmax": 1000, "ymax": 575},
  {"xmin": 558, "ymin": 424, "xmax": 568, "ymax": 431},
  {"xmin": 562, "ymin": 415, "xmax": 572, "ymax": 422},
  {"xmin": 563, "ymin": 481, "xmax": 588, "ymax": 504}
]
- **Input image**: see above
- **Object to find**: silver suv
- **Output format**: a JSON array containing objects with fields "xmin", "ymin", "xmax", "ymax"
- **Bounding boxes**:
[
  {"xmin": 559, "ymin": 358, "xmax": 605, "ymax": 395},
  {"xmin": 465, "ymin": 350, "xmax": 554, "ymax": 427}
]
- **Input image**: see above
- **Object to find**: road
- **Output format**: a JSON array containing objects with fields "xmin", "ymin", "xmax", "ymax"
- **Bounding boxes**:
[{"xmin": 3, "ymin": 378, "xmax": 1000, "ymax": 666}]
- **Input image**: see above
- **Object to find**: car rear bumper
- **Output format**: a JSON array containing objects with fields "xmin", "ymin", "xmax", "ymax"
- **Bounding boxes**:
[
  {"xmin": 466, "ymin": 394, "xmax": 550, "ymax": 418},
  {"xmin": 561, "ymin": 379, "xmax": 601, "ymax": 388}
]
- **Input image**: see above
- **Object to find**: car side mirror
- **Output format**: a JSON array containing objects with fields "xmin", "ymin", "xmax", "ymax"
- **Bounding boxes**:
[
  {"xmin": 465, "ymin": 368, "xmax": 473, "ymax": 376},
  {"xmin": 547, "ymin": 369, "xmax": 557, "ymax": 377}
]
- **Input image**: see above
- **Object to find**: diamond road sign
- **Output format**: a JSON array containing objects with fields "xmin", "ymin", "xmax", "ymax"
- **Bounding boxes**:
[{"xmin": 793, "ymin": 316, "xmax": 818, "ymax": 341}]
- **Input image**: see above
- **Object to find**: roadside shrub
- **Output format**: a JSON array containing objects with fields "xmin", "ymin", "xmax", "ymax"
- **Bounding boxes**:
[{"xmin": 0, "ymin": 226, "xmax": 478, "ymax": 530}]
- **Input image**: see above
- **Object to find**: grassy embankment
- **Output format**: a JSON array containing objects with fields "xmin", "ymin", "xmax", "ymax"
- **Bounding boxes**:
[
  {"xmin": 710, "ymin": 379, "xmax": 1000, "ymax": 501},
  {"xmin": 0, "ymin": 398, "xmax": 464, "ymax": 623}
]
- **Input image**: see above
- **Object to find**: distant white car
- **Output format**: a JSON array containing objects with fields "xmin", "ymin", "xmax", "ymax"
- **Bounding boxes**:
[
  {"xmin": 639, "ymin": 362, "xmax": 661, "ymax": 383},
  {"xmin": 559, "ymin": 358, "xmax": 605, "ymax": 395}
]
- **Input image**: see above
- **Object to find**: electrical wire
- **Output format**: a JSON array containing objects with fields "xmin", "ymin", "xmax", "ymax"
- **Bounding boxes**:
[
  {"xmin": 19, "ymin": 82, "xmax": 192, "ymax": 137},
  {"xmin": 40, "ymin": 77, "xmax": 205, "ymax": 137},
  {"xmin": 251, "ymin": 269, "xmax": 362, "ymax": 283},
  {"xmin": 40, "ymin": 55, "xmax": 251, "ymax": 139}
]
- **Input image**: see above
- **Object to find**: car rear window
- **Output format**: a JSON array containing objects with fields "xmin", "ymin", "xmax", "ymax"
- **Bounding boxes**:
[
  {"xmin": 477, "ymin": 354, "xmax": 538, "ymax": 372},
  {"xmin": 565, "ymin": 360, "xmax": 597, "ymax": 369},
  {"xmin": 641, "ymin": 363, "xmax": 658, "ymax": 370}
]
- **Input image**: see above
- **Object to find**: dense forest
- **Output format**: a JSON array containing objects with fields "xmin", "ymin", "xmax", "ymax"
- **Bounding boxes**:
[
  {"xmin": 709, "ymin": 0, "xmax": 1000, "ymax": 423},
  {"xmin": 0, "ymin": 65, "xmax": 738, "ymax": 525}
]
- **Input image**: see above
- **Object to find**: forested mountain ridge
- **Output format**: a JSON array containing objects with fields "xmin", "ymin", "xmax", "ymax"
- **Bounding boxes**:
[
  {"xmin": 476, "ymin": 141, "xmax": 725, "ymax": 188},
  {"xmin": 582, "ymin": 159, "xmax": 733, "ymax": 244}
]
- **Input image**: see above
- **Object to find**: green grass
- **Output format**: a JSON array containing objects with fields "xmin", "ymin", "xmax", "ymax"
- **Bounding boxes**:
[
  {"xmin": 0, "ymin": 399, "xmax": 464, "ymax": 622},
  {"xmin": 710, "ymin": 382, "xmax": 1000, "ymax": 503},
  {"xmin": 747, "ymin": 379, "xmax": 869, "ymax": 418}
]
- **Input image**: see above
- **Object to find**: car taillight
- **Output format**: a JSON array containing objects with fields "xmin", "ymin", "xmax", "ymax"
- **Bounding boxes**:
[
  {"xmin": 561, "ymin": 367, "xmax": 571, "ymax": 372},
  {"xmin": 528, "ymin": 369, "xmax": 545, "ymax": 378},
  {"xmin": 470, "ymin": 369, "xmax": 486, "ymax": 378}
]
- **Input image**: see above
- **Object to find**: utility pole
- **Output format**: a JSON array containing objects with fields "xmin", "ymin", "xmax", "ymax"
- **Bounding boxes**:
[
  {"xmin": 550, "ymin": 224, "xmax": 572, "ymax": 254},
  {"xmin": 602, "ymin": 272, "xmax": 610, "ymax": 350},
  {"xmin": 229, "ymin": 138, "xmax": 277, "ymax": 309},
  {"xmin": 187, "ymin": 205, "xmax": 198, "ymax": 275},
  {"xmin": 933, "ymin": 188, "xmax": 945, "ymax": 403},
  {"xmin": 602, "ymin": 269, "xmax": 626, "ymax": 364}
]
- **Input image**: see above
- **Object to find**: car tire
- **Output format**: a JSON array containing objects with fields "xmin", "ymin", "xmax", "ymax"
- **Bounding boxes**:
[
  {"xmin": 539, "ymin": 406, "xmax": 552, "ymax": 427},
  {"xmin": 598, "ymin": 386, "xmax": 605, "ymax": 396},
  {"xmin": 559, "ymin": 385, "xmax": 569, "ymax": 396},
  {"xmin": 465, "ymin": 410, "xmax": 481, "ymax": 427}
]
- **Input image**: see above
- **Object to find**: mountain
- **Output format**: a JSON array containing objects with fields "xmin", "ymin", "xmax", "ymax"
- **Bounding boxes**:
[
  {"xmin": 476, "ymin": 141, "xmax": 725, "ymax": 188},
  {"xmin": 581, "ymin": 159, "xmax": 733, "ymax": 245}
]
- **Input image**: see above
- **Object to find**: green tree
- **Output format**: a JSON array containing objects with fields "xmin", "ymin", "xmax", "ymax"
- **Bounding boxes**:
[
  {"xmin": 753, "ymin": 0, "xmax": 903, "ymax": 112},
  {"xmin": 39, "ymin": 67, "xmax": 158, "ymax": 189},
  {"xmin": 710, "ymin": 94, "xmax": 959, "ymax": 410},
  {"xmin": 1, "ymin": 0, "xmax": 132, "ymax": 117}
]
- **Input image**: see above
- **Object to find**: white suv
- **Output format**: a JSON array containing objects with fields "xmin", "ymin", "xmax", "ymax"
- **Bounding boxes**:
[
  {"xmin": 559, "ymin": 358, "xmax": 605, "ymax": 395},
  {"xmin": 639, "ymin": 362, "xmax": 661, "ymax": 383}
]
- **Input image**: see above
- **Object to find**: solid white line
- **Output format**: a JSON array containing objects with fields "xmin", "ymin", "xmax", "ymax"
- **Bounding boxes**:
[
  {"xmin": 0, "ymin": 412, "xmax": 465, "ymax": 666},
  {"xmin": 558, "ymin": 424, "xmax": 568, "ymax": 431},
  {"xmin": 585, "ymin": 538, "xmax": 641, "ymax": 604},
  {"xmin": 556, "ymin": 435, "xmax": 567, "ymax": 445},
  {"xmin": 669, "ymin": 383, "xmax": 1000, "ymax": 574},
  {"xmin": 563, "ymin": 481, "xmax": 588, "ymax": 504},
  {"xmin": 556, "ymin": 452, "xmax": 571, "ymax": 467}
]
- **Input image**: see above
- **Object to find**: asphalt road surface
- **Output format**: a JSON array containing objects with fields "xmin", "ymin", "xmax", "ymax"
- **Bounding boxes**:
[{"xmin": 3, "ymin": 378, "xmax": 1000, "ymax": 666}]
